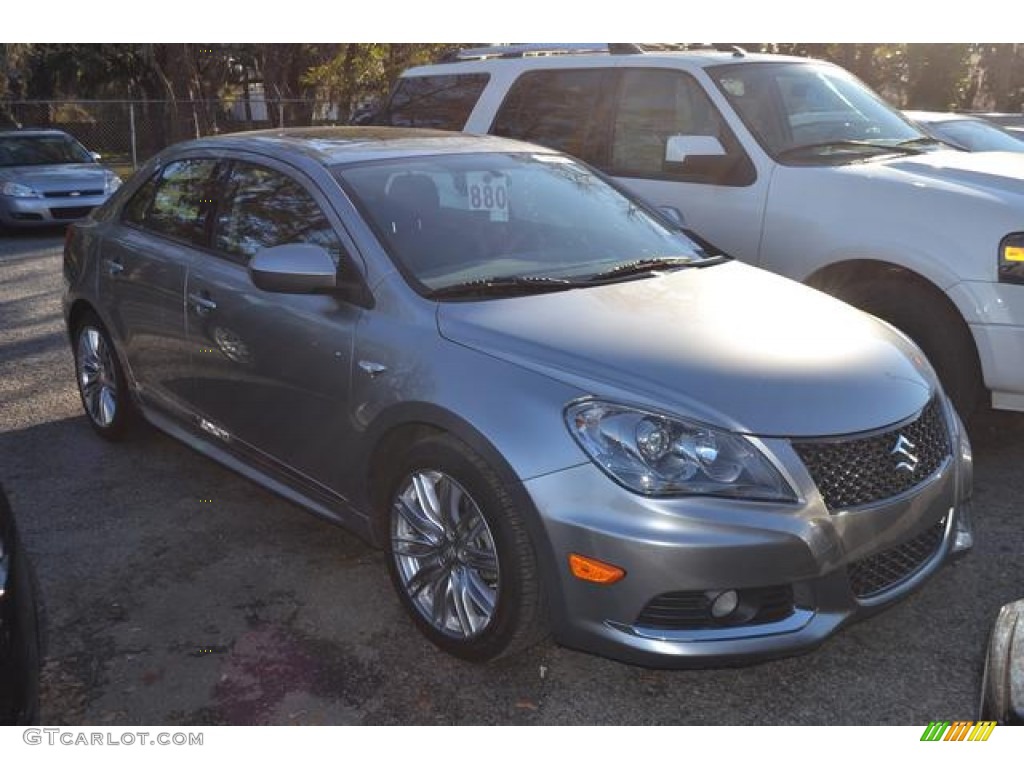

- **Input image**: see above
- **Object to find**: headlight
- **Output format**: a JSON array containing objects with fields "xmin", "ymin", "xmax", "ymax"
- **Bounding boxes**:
[
  {"xmin": 999, "ymin": 233, "xmax": 1024, "ymax": 285},
  {"xmin": 0, "ymin": 181, "xmax": 40, "ymax": 198},
  {"xmin": 565, "ymin": 401, "xmax": 796, "ymax": 501},
  {"xmin": 104, "ymin": 173, "xmax": 123, "ymax": 195}
]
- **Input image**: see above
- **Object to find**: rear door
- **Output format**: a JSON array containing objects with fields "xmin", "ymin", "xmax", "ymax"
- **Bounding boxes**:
[{"xmin": 97, "ymin": 157, "xmax": 219, "ymax": 416}]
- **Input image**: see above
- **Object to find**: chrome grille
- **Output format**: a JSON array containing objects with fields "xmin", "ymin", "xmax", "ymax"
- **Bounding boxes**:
[
  {"xmin": 848, "ymin": 517, "xmax": 946, "ymax": 599},
  {"xmin": 793, "ymin": 398, "xmax": 950, "ymax": 511}
]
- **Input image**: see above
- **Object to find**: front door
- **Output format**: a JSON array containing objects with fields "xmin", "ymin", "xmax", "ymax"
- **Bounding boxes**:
[{"xmin": 182, "ymin": 157, "xmax": 362, "ymax": 499}]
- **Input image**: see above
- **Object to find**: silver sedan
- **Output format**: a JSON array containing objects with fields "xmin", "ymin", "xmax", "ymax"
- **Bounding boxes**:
[
  {"xmin": 62, "ymin": 127, "xmax": 973, "ymax": 666},
  {"xmin": 0, "ymin": 129, "xmax": 121, "ymax": 229}
]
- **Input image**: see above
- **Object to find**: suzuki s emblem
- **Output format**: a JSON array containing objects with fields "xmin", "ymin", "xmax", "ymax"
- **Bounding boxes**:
[{"xmin": 891, "ymin": 434, "xmax": 919, "ymax": 473}]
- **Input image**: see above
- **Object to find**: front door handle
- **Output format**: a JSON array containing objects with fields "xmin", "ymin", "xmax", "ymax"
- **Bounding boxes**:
[
  {"xmin": 187, "ymin": 292, "xmax": 218, "ymax": 316},
  {"xmin": 103, "ymin": 258, "xmax": 124, "ymax": 277}
]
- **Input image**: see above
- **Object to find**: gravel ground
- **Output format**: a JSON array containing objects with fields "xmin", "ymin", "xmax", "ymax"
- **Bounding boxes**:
[{"xmin": 2, "ymin": 229, "xmax": 1023, "ymax": 725}]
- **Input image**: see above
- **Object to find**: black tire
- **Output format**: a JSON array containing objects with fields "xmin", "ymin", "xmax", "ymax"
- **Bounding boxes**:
[
  {"xmin": 381, "ymin": 434, "xmax": 547, "ymax": 662},
  {"xmin": 72, "ymin": 312, "xmax": 135, "ymax": 441},
  {"xmin": 842, "ymin": 279, "xmax": 983, "ymax": 419}
]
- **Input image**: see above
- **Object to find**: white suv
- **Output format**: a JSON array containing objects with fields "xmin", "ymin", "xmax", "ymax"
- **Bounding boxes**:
[{"xmin": 379, "ymin": 44, "xmax": 1024, "ymax": 416}]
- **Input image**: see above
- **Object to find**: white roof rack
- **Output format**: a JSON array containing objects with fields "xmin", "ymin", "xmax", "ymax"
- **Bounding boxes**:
[{"xmin": 447, "ymin": 43, "xmax": 747, "ymax": 62}]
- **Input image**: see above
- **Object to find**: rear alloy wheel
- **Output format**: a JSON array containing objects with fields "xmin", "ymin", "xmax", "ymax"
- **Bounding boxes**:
[
  {"xmin": 384, "ymin": 435, "xmax": 546, "ymax": 661},
  {"xmin": 73, "ymin": 315, "xmax": 133, "ymax": 440}
]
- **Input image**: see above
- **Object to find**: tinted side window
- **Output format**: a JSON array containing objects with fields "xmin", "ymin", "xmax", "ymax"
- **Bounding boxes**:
[
  {"xmin": 609, "ymin": 69, "xmax": 755, "ymax": 186},
  {"xmin": 121, "ymin": 173, "xmax": 159, "ymax": 225},
  {"xmin": 378, "ymin": 74, "xmax": 489, "ymax": 129},
  {"xmin": 491, "ymin": 69, "xmax": 612, "ymax": 164},
  {"xmin": 138, "ymin": 159, "xmax": 219, "ymax": 244},
  {"xmin": 213, "ymin": 162, "xmax": 344, "ymax": 265}
]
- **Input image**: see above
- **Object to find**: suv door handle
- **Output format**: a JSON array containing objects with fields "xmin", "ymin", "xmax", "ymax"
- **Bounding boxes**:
[
  {"xmin": 187, "ymin": 292, "xmax": 218, "ymax": 315},
  {"xmin": 103, "ymin": 258, "xmax": 124, "ymax": 277}
]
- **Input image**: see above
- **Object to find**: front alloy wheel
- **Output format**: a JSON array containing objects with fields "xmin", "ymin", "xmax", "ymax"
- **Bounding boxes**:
[
  {"xmin": 391, "ymin": 471, "xmax": 500, "ymax": 639},
  {"xmin": 384, "ymin": 434, "xmax": 547, "ymax": 661}
]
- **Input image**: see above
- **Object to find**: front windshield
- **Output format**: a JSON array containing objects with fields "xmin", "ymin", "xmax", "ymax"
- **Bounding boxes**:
[
  {"xmin": 0, "ymin": 134, "xmax": 94, "ymax": 167},
  {"xmin": 710, "ymin": 62, "xmax": 928, "ymax": 162},
  {"xmin": 335, "ymin": 152, "xmax": 709, "ymax": 293},
  {"xmin": 929, "ymin": 120, "xmax": 1024, "ymax": 153}
]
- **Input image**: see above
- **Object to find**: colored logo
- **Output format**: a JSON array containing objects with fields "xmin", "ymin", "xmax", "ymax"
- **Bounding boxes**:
[
  {"xmin": 920, "ymin": 721, "xmax": 996, "ymax": 741},
  {"xmin": 892, "ymin": 433, "xmax": 919, "ymax": 473}
]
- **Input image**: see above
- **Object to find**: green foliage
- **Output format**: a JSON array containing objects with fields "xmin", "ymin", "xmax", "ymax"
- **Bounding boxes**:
[{"xmin": 2, "ymin": 43, "xmax": 1022, "ymax": 117}]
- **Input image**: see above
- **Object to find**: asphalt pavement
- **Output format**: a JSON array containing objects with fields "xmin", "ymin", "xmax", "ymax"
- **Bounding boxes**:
[{"xmin": 2, "ymin": 229, "xmax": 1023, "ymax": 725}]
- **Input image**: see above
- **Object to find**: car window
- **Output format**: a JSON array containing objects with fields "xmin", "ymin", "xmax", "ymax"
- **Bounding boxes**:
[
  {"xmin": 335, "ymin": 152, "xmax": 709, "ymax": 293},
  {"xmin": 0, "ymin": 133, "xmax": 93, "ymax": 166},
  {"xmin": 610, "ymin": 69, "xmax": 740, "ymax": 182},
  {"xmin": 212, "ymin": 162, "xmax": 345, "ymax": 265},
  {"xmin": 377, "ymin": 74, "xmax": 489, "ymax": 129},
  {"xmin": 932, "ymin": 120, "xmax": 1024, "ymax": 152},
  {"xmin": 710, "ymin": 62, "xmax": 923, "ymax": 161},
  {"xmin": 132, "ymin": 159, "xmax": 219, "ymax": 245},
  {"xmin": 491, "ymin": 69, "xmax": 612, "ymax": 164},
  {"xmin": 121, "ymin": 172, "xmax": 159, "ymax": 226}
]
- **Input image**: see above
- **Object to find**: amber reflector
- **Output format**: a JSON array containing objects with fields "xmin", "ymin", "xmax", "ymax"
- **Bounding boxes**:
[{"xmin": 568, "ymin": 553, "xmax": 625, "ymax": 584}]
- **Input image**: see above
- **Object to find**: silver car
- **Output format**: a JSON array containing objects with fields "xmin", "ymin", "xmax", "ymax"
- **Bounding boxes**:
[
  {"xmin": 62, "ymin": 127, "xmax": 973, "ymax": 666},
  {"xmin": 903, "ymin": 111, "xmax": 1024, "ymax": 153},
  {"xmin": 0, "ymin": 129, "xmax": 121, "ymax": 229}
]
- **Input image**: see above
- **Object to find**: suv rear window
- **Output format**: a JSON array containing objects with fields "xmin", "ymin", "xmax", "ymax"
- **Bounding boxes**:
[{"xmin": 377, "ymin": 73, "xmax": 489, "ymax": 130}]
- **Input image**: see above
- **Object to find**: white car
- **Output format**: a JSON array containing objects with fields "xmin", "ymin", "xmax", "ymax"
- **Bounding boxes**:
[
  {"xmin": 379, "ymin": 44, "xmax": 1024, "ymax": 416},
  {"xmin": 904, "ymin": 110, "xmax": 1024, "ymax": 153}
]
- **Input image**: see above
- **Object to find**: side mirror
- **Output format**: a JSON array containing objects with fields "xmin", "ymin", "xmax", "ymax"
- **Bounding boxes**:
[
  {"xmin": 249, "ymin": 244, "xmax": 337, "ymax": 294},
  {"xmin": 665, "ymin": 135, "xmax": 726, "ymax": 163},
  {"xmin": 90, "ymin": 151, "xmax": 102, "ymax": 162}
]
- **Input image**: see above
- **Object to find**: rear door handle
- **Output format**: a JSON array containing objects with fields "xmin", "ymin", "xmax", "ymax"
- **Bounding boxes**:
[
  {"xmin": 187, "ymin": 292, "xmax": 218, "ymax": 315},
  {"xmin": 103, "ymin": 258, "xmax": 124, "ymax": 277}
]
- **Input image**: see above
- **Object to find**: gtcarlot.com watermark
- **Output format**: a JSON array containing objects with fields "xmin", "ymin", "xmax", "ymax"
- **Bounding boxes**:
[{"xmin": 23, "ymin": 729, "xmax": 203, "ymax": 747}]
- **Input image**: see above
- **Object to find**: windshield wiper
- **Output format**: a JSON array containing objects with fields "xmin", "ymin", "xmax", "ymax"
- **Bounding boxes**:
[
  {"xmin": 896, "ymin": 136, "xmax": 950, "ymax": 149},
  {"xmin": 584, "ymin": 256, "xmax": 697, "ymax": 281},
  {"xmin": 777, "ymin": 140, "xmax": 925, "ymax": 161},
  {"xmin": 428, "ymin": 275, "xmax": 581, "ymax": 300}
]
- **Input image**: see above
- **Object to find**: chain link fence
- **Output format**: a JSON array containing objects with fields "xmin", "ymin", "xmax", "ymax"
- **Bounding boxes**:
[{"xmin": 0, "ymin": 98, "xmax": 346, "ymax": 175}]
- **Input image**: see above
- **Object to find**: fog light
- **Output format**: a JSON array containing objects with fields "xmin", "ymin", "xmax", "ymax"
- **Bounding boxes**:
[
  {"xmin": 568, "ymin": 553, "xmax": 626, "ymax": 584},
  {"xmin": 709, "ymin": 589, "xmax": 739, "ymax": 619}
]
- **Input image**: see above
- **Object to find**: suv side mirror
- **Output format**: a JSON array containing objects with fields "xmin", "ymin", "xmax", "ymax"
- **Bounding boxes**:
[
  {"xmin": 664, "ymin": 134, "xmax": 751, "ymax": 185},
  {"xmin": 665, "ymin": 135, "xmax": 726, "ymax": 163},
  {"xmin": 249, "ymin": 244, "xmax": 337, "ymax": 294}
]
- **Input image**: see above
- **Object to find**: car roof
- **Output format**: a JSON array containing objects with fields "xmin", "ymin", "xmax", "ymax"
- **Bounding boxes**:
[
  {"xmin": 0, "ymin": 128, "xmax": 74, "ymax": 138},
  {"xmin": 403, "ymin": 50, "xmax": 814, "ymax": 78},
  {"xmin": 904, "ymin": 110, "xmax": 981, "ymax": 124},
  {"xmin": 174, "ymin": 126, "xmax": 552, "ymax": 166}
]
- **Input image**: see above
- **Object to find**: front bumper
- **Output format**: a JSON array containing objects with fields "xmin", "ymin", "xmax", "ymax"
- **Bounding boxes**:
[
  {"xmin": 525, "ymin": 400, "xmax": 972, "ymax": 667},
  {"xmin": 0, "ymin": 192, "xmax": 109, "ymax": 227}
]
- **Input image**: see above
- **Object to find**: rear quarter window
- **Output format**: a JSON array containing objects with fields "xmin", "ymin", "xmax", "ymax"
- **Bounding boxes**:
[{"xmin": 377, "ymin": 73, "xmax": 489, "ymax": 130}]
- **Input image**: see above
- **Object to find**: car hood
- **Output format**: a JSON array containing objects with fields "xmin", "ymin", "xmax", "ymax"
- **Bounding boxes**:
[
  {"xmin": 437, "ymin": 261, "xmax": 935, "ymax": 437},
  {"xmin": 0, "ymin": 163, "xmax": 109, "ymax": 192},
  {"xmin": 865, "ymin": 148, "xmax": 1024, "ymax": 198}
]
